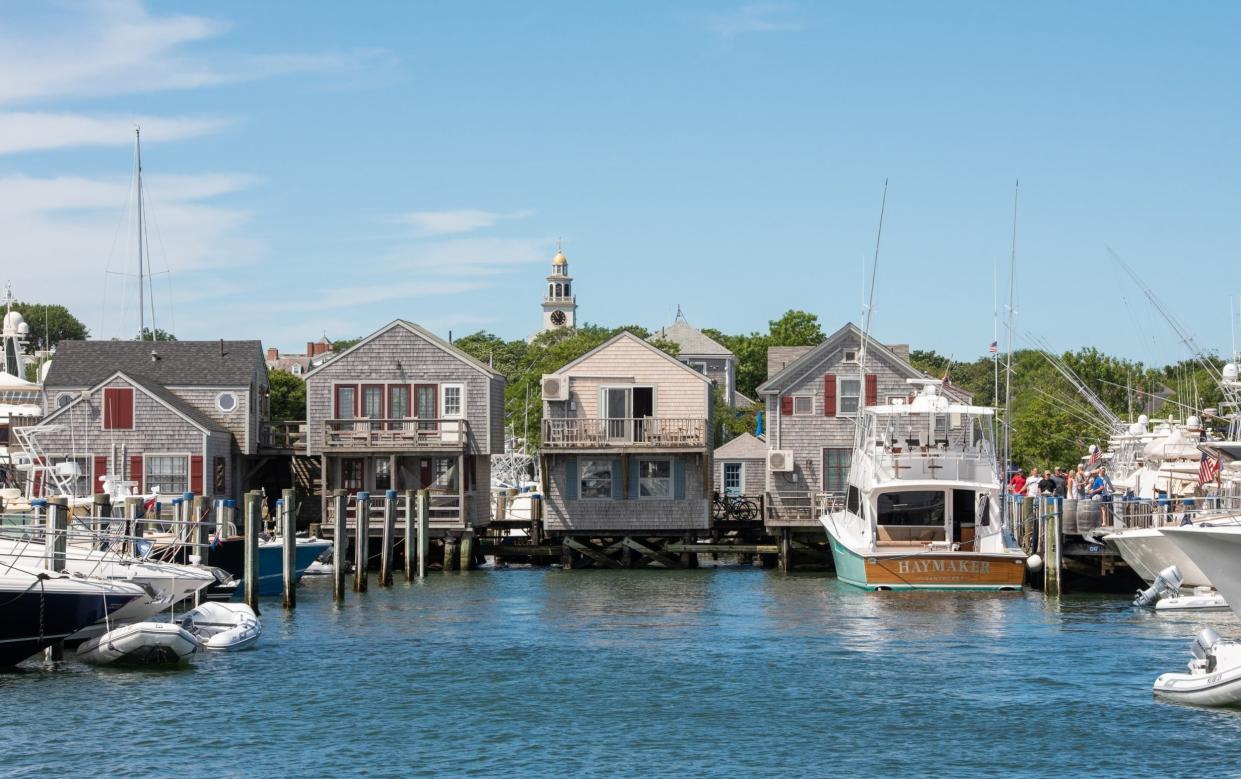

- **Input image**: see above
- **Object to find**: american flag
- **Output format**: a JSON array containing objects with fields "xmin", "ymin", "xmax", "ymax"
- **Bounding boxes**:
[
  {"xmin": 988, "ymin": 340, "xmax": 998, "ymax": 354},
  {"xmin": 1198, "ymin": 451, "xmax": 1220, "ymax": 486},
  {"xmin": 1088, "ymin": 447, "xmax": 1101, "ymax": 465}
]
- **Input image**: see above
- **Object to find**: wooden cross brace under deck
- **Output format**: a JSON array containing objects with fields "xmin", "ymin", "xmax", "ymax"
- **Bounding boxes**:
[
  {"xmin": 563, "ymin": 537, "xmax": 624, "ymax": 568},
  {"xmin": 620, "ymin": 537, "xmax": 682, "ymax": 569}
]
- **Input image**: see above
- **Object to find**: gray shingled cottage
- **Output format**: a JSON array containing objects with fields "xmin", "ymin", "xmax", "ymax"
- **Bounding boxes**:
[
  {"xmin": 302, "ymin": 320, "xmax": 504, "ymax": 531},
  {"xmin": 35, "ymin": 340, "xmax": 270, "ymax": 502},
  {"xmin": 539, "ymin": 331, "xmax": 714, "ymax": 559},
  {"xmin": 649, "ymin": 311, "xmax": 750, "ymax": 407},
  {"xmin": 756, "ymin": 323, "xmax": 970, "ymax": 531}
]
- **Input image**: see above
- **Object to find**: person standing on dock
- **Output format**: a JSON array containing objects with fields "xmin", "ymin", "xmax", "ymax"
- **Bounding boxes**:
[
  {"xmin": 1026, "ymin": 468, "xmax": 1042, "ymax": 499},
  {"xmin": 1038, "ymin": 469, "xmax": 1056, "ymax": 496},
  {"xmin": 1009, "ymin": 468, "xmax": 1026, "ymax": 500},
  {"xmin": 1052, "ymin": 467, "xmax": 1068, "ymax": 499}
]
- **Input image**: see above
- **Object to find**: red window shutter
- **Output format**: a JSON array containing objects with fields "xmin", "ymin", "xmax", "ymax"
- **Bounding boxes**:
[
  {"xmin": 93, "ymin": 456, "xmax": 108, "ymax": 493},
  {"xmin": 780, "ymin": 396, "xmax": 793, "ymax": 416},
  {"xmin": 103, "ymin": 387, "xmax": 134, "ymax": 430},
  {"xmin": 130, "ymin": 455, "xmax": 144, "ymax": 494},
  {"xmin": 865, "ymin": 374, "xmax": 878, "ymax": 407},
  {"xmin": 824, "ymin": 374, "xmax": 837, "ymax": 417},
  {"xmin": 190, "ymin": 455, "xmax": 204, "ymax": 494}
]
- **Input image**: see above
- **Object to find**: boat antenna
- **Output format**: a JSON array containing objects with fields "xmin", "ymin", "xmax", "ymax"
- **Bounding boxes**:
[
  {"xmin": 853, "ymin": 179, "xmax": 888, "ymax": 459},
  {"xmin": 1001, "ymin": 180, "xmax": 1018, "ymax": 524}
]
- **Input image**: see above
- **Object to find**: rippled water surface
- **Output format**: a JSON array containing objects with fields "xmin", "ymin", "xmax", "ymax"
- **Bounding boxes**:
[{"xmin": 4, "ymin": 568, "xmax": 1241, "ymax": 777}]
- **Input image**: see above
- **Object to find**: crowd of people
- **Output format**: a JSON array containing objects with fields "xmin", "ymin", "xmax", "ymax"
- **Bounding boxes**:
[{"xmin": 1008, "ymin": 464, "xmax": 1115, "ymax": 511}]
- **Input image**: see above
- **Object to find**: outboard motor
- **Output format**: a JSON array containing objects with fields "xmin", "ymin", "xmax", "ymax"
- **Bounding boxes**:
[
  {"xmin": 1135, "ymin": 565, "xmax": 1183, "ymax": 608},
  {"xmin": 1191, "ymin": 627, "xmax": 1222, "ymax": 673}
]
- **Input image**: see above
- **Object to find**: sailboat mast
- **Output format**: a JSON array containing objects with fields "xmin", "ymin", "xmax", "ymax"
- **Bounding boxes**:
[
  {"xmin": 136, "ymin": 128, "xmax": 145, "ymax": 340},
  {"xmin": 1002, "ymin": 181, "xmax": 1019, "ymax": 511},
  {"xmin": 853, "ymin": 179, "xmax": 888, "ymax": 461}
]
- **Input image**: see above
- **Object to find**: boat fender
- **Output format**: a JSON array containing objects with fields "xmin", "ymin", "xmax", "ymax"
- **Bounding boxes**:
[{"xmin": 1025, "ymin": 554, "xmax": 1043, "ymax": 573}]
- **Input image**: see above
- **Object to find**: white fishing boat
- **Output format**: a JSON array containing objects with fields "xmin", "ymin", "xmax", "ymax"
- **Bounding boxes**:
[
  {"xmin": 820, "ymin": 380, "xmax": 1028, "ymax": 591},
  {"xmin": 76, "ymin": 620, "xmax": 199, "ymax": 665},
  {"xmin": 1151, "ymin": 525, "xmax": 1241, "ymax": 705},
  {"xmin": 179, "ymin": 602, "xmax": 261, "ymax": 651}
]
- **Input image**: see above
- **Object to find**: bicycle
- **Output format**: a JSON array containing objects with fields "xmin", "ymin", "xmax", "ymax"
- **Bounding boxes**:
[{"xmin": 712, "ymin": 491, "xmax": 758, "ymax": 521}]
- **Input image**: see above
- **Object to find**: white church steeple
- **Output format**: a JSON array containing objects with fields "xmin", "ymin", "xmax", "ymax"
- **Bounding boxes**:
[{"xmin": 540, "ymin": 243, "xmax": 577, "ymax": 334}]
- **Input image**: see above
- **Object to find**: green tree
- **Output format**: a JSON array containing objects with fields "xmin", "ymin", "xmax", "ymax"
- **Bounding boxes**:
[
  {"xmin": 268, "ymin": 370, "xmax": 306, "ymax": 421},
  {"xmin": 135, "ymin": 327, "xmax": 176, "ymax": 341},
  {"xmin": 330, "ymin": 336, "xmax": 363, "ymax": 352},
  {"xmin": 11, "ymin": 302, "xmax": 88, "ymax": 351}
]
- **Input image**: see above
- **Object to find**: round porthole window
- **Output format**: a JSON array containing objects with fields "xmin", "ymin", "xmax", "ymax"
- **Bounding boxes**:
[
  {"xmin": 216, "ymin": 392, "xmax": 239, "ymax": 413},
  {"xmin": 55, "ymin": 392, "xmax": 72, "ymax": 408}
]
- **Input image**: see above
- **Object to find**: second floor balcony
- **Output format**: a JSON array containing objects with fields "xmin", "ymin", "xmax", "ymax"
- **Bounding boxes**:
[
  {"xmin": 324, "ymin": 418, "xmax": 470, "ymax": 450},
  {"xmin": 542, "ymin": 416, "xmax": 709, "ymax": 450}
]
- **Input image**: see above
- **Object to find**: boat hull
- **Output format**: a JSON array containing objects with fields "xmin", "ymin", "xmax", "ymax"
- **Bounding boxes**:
[
  {"xmin": 1103, "ymin": 528, "xmax": 1212, "ymax": 588},
  {"xmin": 0, "ymin": 581, "xmax": 139, "ymax": 666},
  {"xmin": 205, "ymin": 538, "xmax": 330, "ymax": 596},
  {"xmin": 1162, "ymin": 527, "xmax": 1241, "ymax": 617},
  {"xmin": 828, "ymin": 533, "xmax": 1026, "ymax": 591}
]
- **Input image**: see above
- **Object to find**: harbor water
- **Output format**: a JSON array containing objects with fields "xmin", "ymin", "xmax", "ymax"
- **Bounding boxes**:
[{"xmin": 4, "ymin": 568, "xmax": 1241, "ymax": 777}]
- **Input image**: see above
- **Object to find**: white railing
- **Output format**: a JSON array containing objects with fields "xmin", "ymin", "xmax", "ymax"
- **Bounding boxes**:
[
  {"xmin": 324, "ymin": 418, "xmax": 469, "ymax": 449},
  {"xmin": 541, "ymin": 417, "xmax": 708, "ymax": 448}
]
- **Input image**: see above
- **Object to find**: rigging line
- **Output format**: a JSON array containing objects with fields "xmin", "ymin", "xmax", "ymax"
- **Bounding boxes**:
[
  {"xmin": 101, "ymin": 147, "xmax": 138, "ymax": 340},
  {"xmin": 1025, "ymin": 385, "xmax": 1115, "ymax": 434},
  {"xmin": 853, "ymin": 179, "xmax": 889, "ymax": 463}
]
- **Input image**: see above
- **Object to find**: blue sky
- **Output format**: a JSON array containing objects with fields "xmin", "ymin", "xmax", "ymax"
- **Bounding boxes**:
[{"xmin": 2, "ymin": 1, "xmax": 1239, "ymax": 365}]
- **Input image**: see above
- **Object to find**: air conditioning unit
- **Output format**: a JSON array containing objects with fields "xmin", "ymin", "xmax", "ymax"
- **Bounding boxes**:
[
  {"xmin": 541, "ymin": 374, "xmax": 569, "ymax": 401},
  {"xmin": 768, "ymin": 450, "xmax": 794, "ymax": 473}
]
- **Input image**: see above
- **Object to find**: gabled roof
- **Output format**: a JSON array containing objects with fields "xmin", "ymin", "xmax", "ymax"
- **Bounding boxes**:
[
  {"xmin": 550, "ymin": 331, "xmax": 713, "ymax": 383},
  {"xmin": 714, "ymin": 431, "xmax": 767, "ymax": 459},
  {"xmin": 756, "ymin": 323, "xmax": 928, "ymax": 395},
  {"xmin": 41, "ymin": 371, "xmax": 227, "ymax": 435},
  {"xmin": 649, "ymin": 319, "xmax": 733, "ymax": 358},
  {"xmin": 304, "ymin": 320, "xmax": 501, "ymax": 379},
  {"xmin": 44, "ymin": 340, "xmax": 265, "ymax": 388}
]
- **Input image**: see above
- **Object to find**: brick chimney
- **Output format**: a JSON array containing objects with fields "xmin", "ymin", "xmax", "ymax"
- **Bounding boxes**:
[
  {"xmin": 266, "ymin": 347, "xmax": 279, "ymax": 361},
  {"xmin": 314, "ymin": 340, "xmax": 330, "ymax": 357},
  {"xmin": 306, "ymin": 341, "xmax": 315, "ymax": 357}
]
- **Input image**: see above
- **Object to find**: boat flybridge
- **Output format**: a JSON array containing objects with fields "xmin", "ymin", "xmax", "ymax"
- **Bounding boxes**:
[{"xmin": 820, "ymin": 379, "xmax": 1028, "ymax": 591}]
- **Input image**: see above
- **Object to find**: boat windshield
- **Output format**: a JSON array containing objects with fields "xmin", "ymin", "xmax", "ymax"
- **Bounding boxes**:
[{"xmin": 875, "ymin": 490, "xmax": 947, "ymax": 545}]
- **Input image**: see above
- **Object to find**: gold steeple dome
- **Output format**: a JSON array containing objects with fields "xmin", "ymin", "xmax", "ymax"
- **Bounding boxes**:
[{"xmin": 552, "ymin": 250, "xmax": 568, "ymax": 266}]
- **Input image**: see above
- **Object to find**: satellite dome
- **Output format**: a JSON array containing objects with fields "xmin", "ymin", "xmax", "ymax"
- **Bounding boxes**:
[
  {"xmin": 1187, "ymin": 415, "xmax": 1201, "ymax": 428},
  {"xmin": 1137, "ymin": 414, "xmax": 1149, "ymax": 426},
  {"xmin": 1224, "ymin": 363, "xmax": 1239, "ymax": 383},
  {"xmin": 2, "ymin": 310, "xmax": 25, "ymax": 333}
]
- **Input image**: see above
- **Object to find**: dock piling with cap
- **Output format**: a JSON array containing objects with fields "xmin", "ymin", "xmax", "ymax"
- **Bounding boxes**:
[
  {"xmin": 354, "ymin": 491, "xmax": 370, "ymax": 592},
  {"xmin": 282, "ymin": 488, "xmax": 297, "ymax": 608},
  {"xmin": 332, "ymin": 490, "xmax": 347, "ymax": 602},
  {"xmin": 379, "ymin": 489, "xmax": 396, "ymax": 586},
  {"xmin": 45, "ymin": 497, "xmax": 68, "ymax": 661},
  {"xmin": 403, "ymin": 489, "xmax": 415, "ymax": 579},
  {"xmin": 244, "ymin": 491, "xmax": 261, "ymax": 610},
  {"xmin": 417, "ymin": 489, "xmax": 429, "ymax": 578}
]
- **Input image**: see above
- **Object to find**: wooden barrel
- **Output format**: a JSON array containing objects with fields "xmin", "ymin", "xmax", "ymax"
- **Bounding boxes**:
[
  {"xmin": 1061, "ymin": 498, "xmax": 1079, "ymax": 535},
  {"xmin": 1077, "ymin": 499, "xmax": 1103, "ymax": 534}
]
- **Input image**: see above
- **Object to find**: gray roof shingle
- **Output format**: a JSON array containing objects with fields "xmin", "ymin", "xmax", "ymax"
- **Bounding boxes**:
[
  {"xmin": 650, "ymin": 319, "xmax": 733, "ymax": 358},
  {"xmin": 123, "ymin": 373, "xmax": 229, "ymax": 434},
  {"xmin": 44, "ymin": 340, "xmax": 265, "ymax": 388}
]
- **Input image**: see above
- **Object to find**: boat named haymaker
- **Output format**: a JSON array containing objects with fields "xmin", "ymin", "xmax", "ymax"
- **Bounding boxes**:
[{"xmin": 820, "ymin": 379, "xmax": 1028, "ymax": 591}]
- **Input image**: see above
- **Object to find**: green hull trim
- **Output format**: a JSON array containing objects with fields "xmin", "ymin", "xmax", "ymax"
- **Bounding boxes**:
[{"xmin": 826, "ymin": 530, "xmax": 1025, "ymax": 592}]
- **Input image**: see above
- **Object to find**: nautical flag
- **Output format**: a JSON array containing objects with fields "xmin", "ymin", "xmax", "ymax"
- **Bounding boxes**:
[
  {"xmin": 1198, "ymin": 452, "xmax": 1221, "ymax": 486},
  {"xmin": 988, "ymin": 341, "xmax": 998, "ymax": 354}
]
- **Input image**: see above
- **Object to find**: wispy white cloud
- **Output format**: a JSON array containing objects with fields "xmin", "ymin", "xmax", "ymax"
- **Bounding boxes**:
[
  {"xmin": 393, "ymin": 208, "xmax": 537, "ymax": 237},
  {"xmin": 0, "ymin": 112, "xmax": 232, "ymax": 155},
  {"xmin": 0, "ymin": 0, "xmax": 399, "ymax": 107},
  {"xmin": 383, "ymin": 235, "xmax": 551, "ymax": 275},
  {"xmin": 708, "ymin": 3, "xmax": 803, "ymax": 38}
]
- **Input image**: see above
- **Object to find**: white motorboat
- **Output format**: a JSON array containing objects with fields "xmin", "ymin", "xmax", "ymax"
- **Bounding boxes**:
[
  {"xmin": 1151, "ymin": 525, "xmax": 1241, "ymax": 705},
  {"xmin": 179, "ymin": 602, "xmax": 261, "ymax": 651},
  {"xmin": 1153, "ymin": 628, "xmax": 1241, "ymax": 706},
  {"xmin": 0, "ymin": 535, "xmax": 217, "ymax": 637},
  {"xmin": 820, "ymin": 380, "xmax": 1028, "ymax": 591},
  {"xmin": 0, "ymin": 570, "xmax": 146, "ymax": 666},
  {"xmin": 76, "ymin": 620, "xmax": 199, "ymax": 665},
  {"xmin": 1134, "ymin": 565, "xmax": 1228, "ymax": 611}
]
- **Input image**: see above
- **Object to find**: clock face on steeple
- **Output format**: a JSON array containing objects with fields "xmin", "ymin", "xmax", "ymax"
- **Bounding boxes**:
[{"xmin": 550, "ymin": 310, "xmax": 567, "ymax": 326}]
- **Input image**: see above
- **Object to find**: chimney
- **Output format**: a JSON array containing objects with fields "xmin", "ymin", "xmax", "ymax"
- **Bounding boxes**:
[
  {"xmin": 315, "ymin": 341, "xmax": 329, "ymax": 357},
  {"xmin": 306, "ymin": 341, "xmax": 315, "ymax": 358},
  {"xmin": 887, "ymin": 343, "xmax": 910, "ymax": 362},
  {"xmin": 266, "ymin": 347, "xmax": 279, "ymax": 361}
]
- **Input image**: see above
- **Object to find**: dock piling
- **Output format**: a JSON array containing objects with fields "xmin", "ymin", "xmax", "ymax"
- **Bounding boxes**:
[
  {"xmin": 354, "ymin": 491, "xmax": 370, "ymax": 592},
  {"xmin": 403, "ymin": 490, "xmax": 415, "ymax": 579},
  {"xmin": 244, "ymin": 491, "xmax": 261, "ymax": 610},
  {"xmin": 416, "ymin": 489, "xmax": 429, "ymax": 578},
  {"xmin": 46, "ymin": 497, "xmax": 68, "ymax": 661},
  {"xmin": 1044, "ymin": 498, "xmax": 1062, "ymax": 595},
  {"xmin": 331, "ymin": 490, "xmax": 347, "ymax": 602},
  {"xmin": 379, "ymin": 489, "xmax": 396, "ymax": 586},
  {"xmin": 459, "ymin": 530, "xmax": 474, "ymax": 571},
  {"xmin": 281, "ymin": 488, "xmax": 297, "ymax": 608}
]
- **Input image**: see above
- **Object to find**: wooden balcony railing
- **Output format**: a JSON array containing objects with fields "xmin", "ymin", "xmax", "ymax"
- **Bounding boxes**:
[
  {"xmin": 541, "ymin": 417, "xmax": 708, "ymax": 449},
  {"xmin": 324, "ymin": 418, "xmax": 469, "ymax": 449},
  {"xmin": 262, "ymin": 421, "xmax": 307, "ymax": 450}
]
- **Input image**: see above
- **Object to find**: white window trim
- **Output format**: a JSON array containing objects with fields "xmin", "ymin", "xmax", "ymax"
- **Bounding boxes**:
[
  {"xmin": 792, "ymin": 395, "xmax": 815, "ymax": 416},
  {"xmin": 686, "ymin": 360, "xmax": 707, "ymax": 374},
  {"xmin": 837, "ymin": 376, "xmax": 862, "ymax": 417},
  {"xmin": 821, "ymin": 446, "xmax": 851, "ymax": 493},
  {"xmin": 55, "ymin": 392, "xmax": 73, "ymax": 409},
  {"xmin": 842, "ymin": 349, "xmax": 859, "ymax": 363},
  {"xmin": 216, "ymin": 391, "xmax": 239, "ymax": 414},
  {"xmin": 440, "ymin": 383, "xmax": 465, "ymax": 419},
  {"xmin": 637, "ymin": 457, "xmax": 673, "ymax": 500},
  {"xmin": 885, "ymin": 395, "xmax": 907, "ymax": 406},
  {"xmin": 579, "ymin": 458, "xmax": 614, "ymax": 501},
  {"xmin": 143, "ymin": 452, "xmax": 192, "ymax": 497},
  {"xmin": 722, "ymin": 461, "xmax": 744, "ymax": 496}
]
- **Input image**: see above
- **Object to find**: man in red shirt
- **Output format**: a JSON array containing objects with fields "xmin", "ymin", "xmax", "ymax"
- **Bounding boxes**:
[{"xmin": 1009, "ymin": 468, "xmax": 1026, "ymax": 496}]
